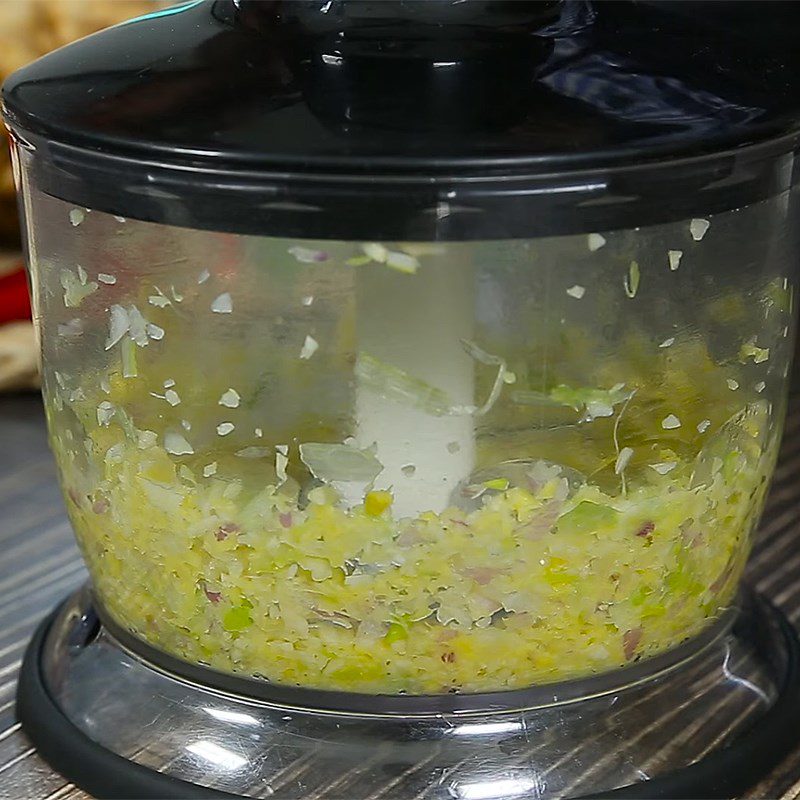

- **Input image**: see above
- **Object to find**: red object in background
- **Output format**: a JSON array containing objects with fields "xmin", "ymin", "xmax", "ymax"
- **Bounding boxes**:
[{"xmin": 0, "ymin": 265, "xmax": 32, "ymax": 324}]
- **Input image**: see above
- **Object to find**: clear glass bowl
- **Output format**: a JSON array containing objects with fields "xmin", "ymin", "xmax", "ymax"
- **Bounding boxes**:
[{"xmin": 20, "ymin": 182, "xmax": 795, "ymax": 696}]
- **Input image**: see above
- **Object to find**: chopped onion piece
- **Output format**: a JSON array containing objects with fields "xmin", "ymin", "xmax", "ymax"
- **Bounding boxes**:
[
  {"xmin": 98, "ymin": 273, "xmax": 117, "ymax": 285},
  {"xmin": 288, "ymin": 246, "xmax": 329, "ymax": 263},
  {"xmin": 147, "ymin": 323, "xmax": 165, "ymax": 341},
  {"xmin": 300, "ymin": 442, "xmax": 383, "ymax": 483},
  {"xmin": 163, "ymin": 378, "xmax": 175, "ymax": 388},
  {"xmin": 275, "ymin": 444, "xmax": 289, "ymax": 455},
  {"xmin": 587, "ymin": 233, "xmax": 606, "ymax": 251},
  {"xmin": 755, "ymin": 381, "xmax": 766, "ymax": 393},
  {"xmin": 197, "ymin": 269, "xmax": 210, "ymax": 284},
  {"xmin": 668, "ymin": 250, "xmax": 683, "ymax": 271},
  {"xmin": 614, "ymin": 447, "xmax": 634, "ymax": 475},
  {"xmin": 77, "ymin": 266, "xmax": 88, "ymax": 285},
  {"xmin": 69, "ymin": 209, "xmax": 85, "ymax": 226},
  {"xmin": 105, "ymin": 305, "xmax": 129, "ymax": 350},
  {"xmin": 217, "ymin": 422, "xmax": 235, "ymax": 436},
  {"xmin": 661, "ymin": 414, "xmax": 681, "ymax": 430},
  {"xmin": 127, "ymin": 305, "xmax": 149, "ymax": 347},
  {"xmin": 96, "ymin": 401, "xmax": 115, "ymax": 427},
  {"xmin": 219, "ymin": 388, "xmax": 241, "ymax": 408},
  {"xmin": 235, "ymin": 447, "xmax": 271, "ymax": 459},
  {"xmin": 299, "ymin": 335, "xmax": 319, "ymax": 360},
  {"xmin": 58, "ymin": 319, "xmax": 83, "ymax": 338},
  {"xmin": 148, "ymin": 295, "xmax": 171, "ymax": 308},
  {"xmin": 659, "ymin": 337, "xmax": 675, "ymax": 348},
  {"xmin": 164, "ymin": 431, "xmax": 193, "ymax": 455},
  {"xmin": 276, "ymin": 451, "xmax": 289, "ymax": 483},
  {"xmin": 255, "ymin": 427, "xmax": 263, "ymax": 438},
  {"xmin": 566, "ymin": 285, "xmax": 585, "ymax": 299},
  {"xmin": 727, "ymin": 379, "xmax": 739, "ymax": 391},
  {"xmin": 690, "ymin": 218, "xmax": 710, "ymax": 241},
  {"xmin": 302, "ymin": 296, "xmax": 314, "ymax": 306},
  {"xmin": 650, "ymin": 462, "xmax": 677, "ymax": 475},
  {"xmin": 211, "ymin": 293, "xmax": 233, "ymax": 313},
  {"xmin": 137, "ymin": 430, "xmax": 157, "ymax": 449},
  {"xmin": 203, "ymin": 462, "xmax": 218, "ymax": 477},
  {"xmin": 61, "ymin": 269, "xmax": 98, "ymax": 308},
  {"xmin": 165, "ymin": 389, "xmax": 181, "ymax": 406},
  {"xmin": 697, "ymin": 419, "xmax": 711, "ymax": 433}
]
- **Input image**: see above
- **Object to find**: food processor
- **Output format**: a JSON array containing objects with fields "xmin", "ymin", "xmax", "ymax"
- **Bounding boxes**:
[{"xmin": 5, "ymin": 0, "xmax": 800, "ymax": 797}]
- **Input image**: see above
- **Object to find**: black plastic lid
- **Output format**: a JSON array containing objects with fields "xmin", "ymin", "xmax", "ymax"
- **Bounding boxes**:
[{"xmin": 4, "ymin": 0, "xmax": 800, "ymax": 239}]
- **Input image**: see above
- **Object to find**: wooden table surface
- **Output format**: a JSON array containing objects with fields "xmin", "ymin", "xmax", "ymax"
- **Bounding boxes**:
[{"xmin": 2, "ymin": 390, "xmax": 800, "ymax": 800}]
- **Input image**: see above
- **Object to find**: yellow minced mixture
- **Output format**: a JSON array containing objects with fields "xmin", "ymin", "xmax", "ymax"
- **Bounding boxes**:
[{"xmin": 51, "ymin": 393, "xmax": 771, "ymax": 694}]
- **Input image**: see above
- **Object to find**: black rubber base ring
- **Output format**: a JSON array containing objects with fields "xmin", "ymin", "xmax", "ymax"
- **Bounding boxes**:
[{"xmin": 16, "ymin": 592, "xmax": 800, "ymax": 800}]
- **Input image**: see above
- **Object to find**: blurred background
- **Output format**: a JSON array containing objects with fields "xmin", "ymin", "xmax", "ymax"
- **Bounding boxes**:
[{"xmin": 0, "ymin": 0, "xmax": 163, "ymax": 393}]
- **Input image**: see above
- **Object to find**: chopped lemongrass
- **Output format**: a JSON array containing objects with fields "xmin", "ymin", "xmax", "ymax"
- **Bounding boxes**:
[
  {"xmin": 662, "ymin": 414, "xmax": 681, "ymax": 430},
  {"xmin": 385, "ymin": 250, "xmax": 420, "ymax": 274},
  {"xmin": 614, "ymin": 447, "xmax": 634, "ymax": 475},
  {"xmin": 211, "ymin": 293, "xmax": 233, "ymax": 313},
  {"xmin": 755, "ymin": 381, "xmax": 766, "ymax": 393},
  {"xmin": 77, "ymin": 265, "xmax": 88, "ymax": 285},
  {"xmin": 275, "ymin": 451, "xmax": 288, "ymax": 483},
  {"xmin": 255, "ymin": 427, "xmax": 263, "ymax": 438},
  {"xmin": 69, "ymin": 208, "xmax": 85, "ymax": 226},
  {"xmin": 401, "ymin": 464, "xmax": 417, "ymax": 478},
  {"xmin": 120, "ymin": 338, "xmax": 139, "ymax": 378},
  {"xmin": 197, "ymin": 269, "xmax": 210, "ymax": 284},
  {"xmin": 650, "ymin": 462, "xmax": 677, "ymax": 475},
  {"xmin": 165, "ymin": 389, "xmax": 181, "ymax": 406},
  {"xmin": 288, "ymin": 246, "xmax": 328, "ymax": 263},
  {"xmin": 587, "ymin": 233, "xmax": 606, "ymax": 251},
  {"xmin": 624, "ymin": 261, "xmax": 640, "ymax": 298},
  {"xmin": 163, "ymin": 378, "xmax": 176, "ymax": 388},
  {"xmin": 727, "ymin": 379, "xmax": 739, "ymax": 391},
  {"xmin": 217, "ymin": 422, "xmax": 235, "ymax": 436},
  {"xmin": 447, "ymin": 441, "xmax": 461, "ymax": 453},
  {"xmin": 203, "ymin": 462, "xmax": 218, "ymax": 477},
  {"xmin": 219, "ymin": 388, "xmax": 241, "ymax": 408},
  {"xmin": 299, "ymin": 335, "xmax": 319, "ymax": 360},
  {"xmin": 690, "ymin": 218, "xmax": 710, "ymax": 241},
  {"xmin": 97, "ymin": 273, "xmax": 117, "ymax": 285},
  {"xmin": 566, "ymin": 285, "xmax": 585, "ymax": 299},
  {"xmin": 697, "ymin": 419, "xmax": 711, "ymax": 433},
  {"xmin": 164, "ymin": 431, "xmax": 193, "ymax": 456},
  {"xmin": 668, "ymin": 250, "xmax": 683, "ymax": 271},
  {"xmin": 147, "ymin": 323, "xmax": 165, "ymax": 341},
  {"xmin": 235, "ymin": 447, "xmax": 271, "ymax": 459},
  {"xmin": 362, "ymin": 242, "xmax": 388, "ymax": 263},
  {"xmin": 302, "ymin": 295, "xmax": 314, "ymax": 306},
  {"xmin": 659, "ymin": 337, "xmax": 675, "ymax": 348}
]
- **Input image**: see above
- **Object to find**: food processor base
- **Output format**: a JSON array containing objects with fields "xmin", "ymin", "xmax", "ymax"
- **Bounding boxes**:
[{"xmin": 17, "ymin": 584, "xmax": 800, "ymax": 800}]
